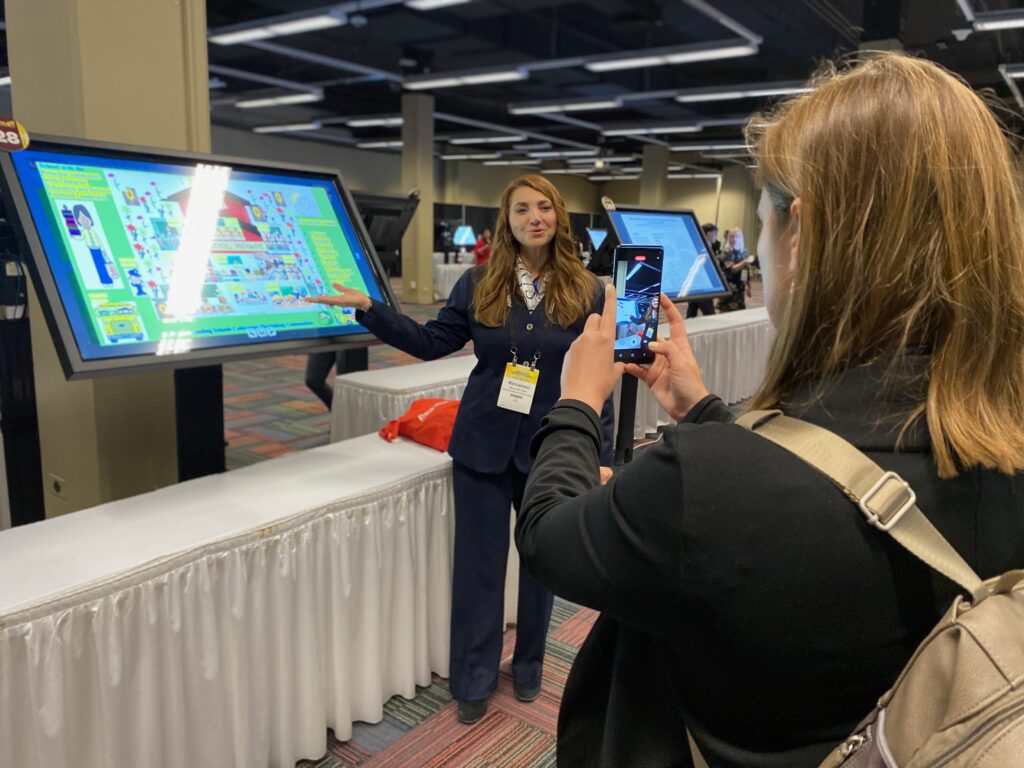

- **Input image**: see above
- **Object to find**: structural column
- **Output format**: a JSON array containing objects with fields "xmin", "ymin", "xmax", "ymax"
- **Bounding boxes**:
[
  {"xmin": 639, "ymin": 144, "xmax": 670, "ymax": 208},
  {"xmin": 401, "ymin": 92, "xmax": 437, "ymax": 305},
  {"xmin": 7, "ymin": 0, "xmax": 211, "ymax": 515}
]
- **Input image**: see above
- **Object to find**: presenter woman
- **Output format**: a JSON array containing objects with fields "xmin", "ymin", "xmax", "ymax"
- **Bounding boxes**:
[{"xmin": 309, "ymin": 174, "xmax": 614, "ymax": 725}]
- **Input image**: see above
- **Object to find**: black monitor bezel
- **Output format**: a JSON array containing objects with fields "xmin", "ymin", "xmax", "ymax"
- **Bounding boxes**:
[
  {"xmin": 351, "ymin": 190, "xmax": 419, "ymax": 256},
  {"xmin": 0, "ymin": 134, "xmax": 400, "ymax": 380},
  {"xmin": 604, "ymin": 204, "xmax": 732, "ymax": 303}
]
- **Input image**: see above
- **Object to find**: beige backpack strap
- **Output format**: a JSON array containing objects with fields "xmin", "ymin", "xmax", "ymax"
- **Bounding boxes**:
[{"xmin": 736, "ymin": 410, "xmax": 986, "ymax": 602}]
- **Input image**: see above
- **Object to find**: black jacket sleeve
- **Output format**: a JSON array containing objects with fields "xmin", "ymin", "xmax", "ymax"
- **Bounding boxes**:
[
  {"xmin": 516, "ymin": 395, "xmax": 732, "ymax": 635},
  {"xmin": 354, "ymin": 270, "xmax": 474, "ymax": 360}
]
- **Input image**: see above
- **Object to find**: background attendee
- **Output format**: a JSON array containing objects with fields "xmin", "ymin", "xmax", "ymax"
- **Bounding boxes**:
[
  {"xmin": 473, "ymin": 227, "xmax": 493, "ymax": 264},
  {"xmin": 309, "ymin": 174, "xmax": 614, "ymax": 727},
  {"xmin": 718, "ymin": 228, "xmax": 754, "ymax": 312},
  {"xmin": 304, "ymin": 351, "xmax": 340, "ymax": 409},
  {"xmin": 686, "ymin": 222, "xmax": 719, "ymax": 317},
  {"xmin": 515, "ymin": 53, "xmax": 1024, "ymax": 768}
]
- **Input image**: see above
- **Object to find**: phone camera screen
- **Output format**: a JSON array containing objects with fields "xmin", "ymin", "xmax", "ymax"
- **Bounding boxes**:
[{"xmin": 614, "ymin": 249, "xmax": 662, "ymax": 362}]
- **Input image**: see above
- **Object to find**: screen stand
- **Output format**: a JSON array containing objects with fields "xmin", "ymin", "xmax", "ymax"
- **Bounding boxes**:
[
  {"xmin": 339, "ymin": 347, "xmax": 368, "ymax": 374},
  {"xmin": 175, "ymin": 365, "xmax": 226, "ymax": 481},
  {"xmin": 0, "ymin": 314, "xmax": 46, "ymax": 526},
  {"xmin": 614, "ymin": 375, "xmax": 638, "ymax": 466}
]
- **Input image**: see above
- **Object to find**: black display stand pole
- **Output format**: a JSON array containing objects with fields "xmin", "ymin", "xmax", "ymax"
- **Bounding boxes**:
[
  {"xmin": 0, "ymin": 315, "xmax": 45, "ymax": 525},
  {"xmin": 339, "ymin": 346, "xmax": 368, "ymax": 374},
  {"xmin": 175, "ymin": 365, "xmax": 226, "ymax": 481},
  {"xmin": 613, "ymin": 375, "xmax": 638, "ymax": 466}
]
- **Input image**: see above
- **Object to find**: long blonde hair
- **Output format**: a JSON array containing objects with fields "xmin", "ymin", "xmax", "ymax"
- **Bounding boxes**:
[
  {"xmin": 473, "ymin": 174, "xmax": 598, "ymax": 328},
  {"xmin": 746, "ymin": 53, "xmax": 1024, "ymax": 478}
]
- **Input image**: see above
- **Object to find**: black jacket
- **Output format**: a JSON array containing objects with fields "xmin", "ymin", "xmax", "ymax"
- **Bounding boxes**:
[
  {"xmin": 516, "ymin": 358, "xmax": 1024, "ymax": 767},
  {"xmin": 356, "ymin": 266, "xmax": 614, "ymax": 473}
]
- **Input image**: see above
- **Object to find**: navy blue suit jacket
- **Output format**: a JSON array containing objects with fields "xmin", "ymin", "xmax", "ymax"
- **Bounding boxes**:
[{"xmin": 357, "ymin": 266, "xmax": 615, "ymax": 474}]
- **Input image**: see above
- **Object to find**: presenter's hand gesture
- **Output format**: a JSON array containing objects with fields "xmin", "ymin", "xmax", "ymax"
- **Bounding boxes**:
[
  {"xmin": 306, "ymin": 282, "xmax": 372, "ymax": 312},
  {"xmin": 623, "ymin": 293, "xmax": 709, "ymax": 422},
  {"xmin": 561, "ymin": 283, "xmax": 624, "ymax": 414}
]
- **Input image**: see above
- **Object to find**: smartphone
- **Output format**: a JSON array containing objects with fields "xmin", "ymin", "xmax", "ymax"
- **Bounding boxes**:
[{"xmin": 612, "ymin": 244, "xmax": 664, "ymax": 364}]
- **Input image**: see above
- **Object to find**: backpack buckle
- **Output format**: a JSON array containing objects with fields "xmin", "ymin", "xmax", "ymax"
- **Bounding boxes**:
[{"xmin": 859, "ymin": 471, "xmax": 916, "ymax": 531}]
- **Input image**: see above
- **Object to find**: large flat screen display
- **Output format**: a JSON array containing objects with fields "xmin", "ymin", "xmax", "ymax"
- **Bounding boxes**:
[
  {"xmin": 452, "ymin": 225, "xmax": 476, "ymax": 247},
  {"xmin": 586, "ymin": 227, "xmax": 607, "ymax": 251},
  {"xmin": 607, "ymin": 207, "xmax": 730, "ymax": 302},
  {"xmin": 0, "ymin": 137, "xmax": 397, "ymax": 378}
]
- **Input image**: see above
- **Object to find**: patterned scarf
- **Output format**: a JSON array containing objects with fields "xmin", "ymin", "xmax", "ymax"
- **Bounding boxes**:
[{"xmin": 515, "ymin": 257, "xmax": 546, "ymax": 312}]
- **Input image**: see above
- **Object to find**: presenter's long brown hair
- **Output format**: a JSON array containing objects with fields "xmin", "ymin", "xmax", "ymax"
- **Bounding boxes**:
[
  {"xmin": 746, "ymin": 53, "xmax": 1024, "ymax": 477},
  {"xmin": 473, "ymin": 175, "xmax": 598, "ymax": 328}
]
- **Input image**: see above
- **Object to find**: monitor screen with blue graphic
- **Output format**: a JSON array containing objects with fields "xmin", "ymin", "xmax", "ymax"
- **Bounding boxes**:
[
  {"xmin": 606, "ymin": 208, "xmax": 729, "ymax": 302},
  {"xmin": 1, "ymin": 137, "xmax": 396, "ymax": 378},
  {"xmin": 452, "ymin": 225, "xmax": 476, "ymax": 247},
  {"xmin": 586, "ymin": 227, "xmax": 607, "ymax": 251}
]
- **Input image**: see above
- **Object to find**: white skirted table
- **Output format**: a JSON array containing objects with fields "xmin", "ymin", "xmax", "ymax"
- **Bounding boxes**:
[
  {"xmin": 330, "ymin": 354, "xmax": 476, "ymax": 443},
  {"xmin": 331, "ymin": 306, "xmax": 775, "ymax": 442},
  {"xmin": 0, "ymin": 435, "xmax": 505, "ymax": 768},
  {"xmin": 432, "ymin": 262, "xmax": 474, "ymax": 301},
  {"xmin": 626, "ymin": 306, "xmax": 775, "ymax": 439}
]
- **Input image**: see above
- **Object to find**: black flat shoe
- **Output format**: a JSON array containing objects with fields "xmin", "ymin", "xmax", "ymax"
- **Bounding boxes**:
[
  {"xmin": 457, "ymin": 697, "xmax": 489, "ymax": 724},
  {"xmin": 513, "ymin": 683, "xmax": 541, "ymax": 703}
]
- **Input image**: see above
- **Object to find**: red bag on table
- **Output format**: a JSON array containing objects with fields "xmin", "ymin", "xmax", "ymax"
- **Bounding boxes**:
[{"xmin": 378, "ymin": 398, "xmax": 460, "ymax": 452}]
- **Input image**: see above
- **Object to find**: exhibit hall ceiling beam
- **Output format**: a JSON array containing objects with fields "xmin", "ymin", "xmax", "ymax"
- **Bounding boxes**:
[
  {"xmin": 680, "ymin": 0, "xmax": 763, "ymax": 45},
  {"xmin": 508, "ymin": 80, "xmax": 812, "ymax": 115},
  {"xmin": 207, "ymin": 0, "xmax": 407, "ymax": 45},
  {"xmin": 954, "ymin": 0, "xmax": 1024, "ymax": 32},
  {"xmin": 998, "ymin": 64, "xmax": 1024, "ymax": 110},
  {"xmin": 243, "ymin": 41, "xmax": 404, "ymax": 83},
  {"xmin": 208, "ymin": 64, "xmax": 324, "ymax": 94},
  {"xmin": 434, "ymin": 111, "xmax": 600, "ymax": 152}
]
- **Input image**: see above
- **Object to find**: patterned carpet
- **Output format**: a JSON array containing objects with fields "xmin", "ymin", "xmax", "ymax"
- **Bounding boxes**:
[
  {"xmin": 294, "ymin": 601, "xmax": 600, "ymax": 768},
  {"xmin": 224, "ymin": 282, "xmax": 464, "ymax": 469}
]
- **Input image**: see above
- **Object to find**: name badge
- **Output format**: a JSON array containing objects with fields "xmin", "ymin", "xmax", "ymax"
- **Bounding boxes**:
[{"xmin": 497, "ymin": 362, "xmax": 539, "ymax": 414}]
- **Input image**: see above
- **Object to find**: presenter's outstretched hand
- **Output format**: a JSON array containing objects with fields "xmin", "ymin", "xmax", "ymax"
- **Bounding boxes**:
[
  {"xmin": 623, "ymin": 293, "xmax": 709, "ymax": 422},
  {"xmin": 561, "ymin": 283, "xmax": 625, "ymax": 414},
  {"xmin": 306, "ymin": 282, "xmax": 372, "ymax": 312}
]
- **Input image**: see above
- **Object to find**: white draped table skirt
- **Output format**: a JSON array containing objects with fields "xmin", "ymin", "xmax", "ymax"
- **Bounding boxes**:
[{"xmin": 0, "ymin": 436, "xmax": 457, "ymax": 768}]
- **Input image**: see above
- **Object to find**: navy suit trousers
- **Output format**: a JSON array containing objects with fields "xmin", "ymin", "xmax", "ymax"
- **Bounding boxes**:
[{"xmin": 449, "ymin": 459, "xmax": 554, "ymax": 701}]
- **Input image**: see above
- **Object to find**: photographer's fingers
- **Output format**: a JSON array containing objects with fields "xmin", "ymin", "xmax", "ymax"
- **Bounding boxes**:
[
  {"xmin": 659, "ymin": 293, "xmax": 686, "ymax": 347},
  {"xmin": 600, "ymin": 283, "xmax": 617, "ymax": 338}
]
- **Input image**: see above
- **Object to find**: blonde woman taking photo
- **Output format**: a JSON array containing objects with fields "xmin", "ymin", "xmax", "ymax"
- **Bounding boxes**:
[
  {"xmin": 310, "ymin": 174, "xmax": 613, "ymax": 726},
  {"xmin": 516, "ymin": 54, "xmax": 1024, "ymax": 767}
]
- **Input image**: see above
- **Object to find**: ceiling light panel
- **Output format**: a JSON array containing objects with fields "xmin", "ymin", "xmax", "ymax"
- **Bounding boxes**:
[
  {"xmin": 508, "ymin": 98, "xmax": 622, "ymax": 115},
  {"xmin": 405, "ymin": 67, "xmax": 527, "ymax": 90},
  {"xmin": 449, "ymin": 134, "xmax": 526, "ymax": 144},
  {"xmin": 235, "ymin": 89, "xmax": 323, "ymax": 108},
  {"xmin": 209, "ymin": 10, "xmax": 347, "ymax": 45},
  {"xmin": 602, "ymin": 125, "xmax": 701, "ymax": 137},
  {"xmin": 253, "ymin": 122, "xmax": 321, "ymax": 133},
  {"xmin": 346, "ymin": 116, "xmax": 404, "ymax": 127},
  {"xmin": 406, "ymin": 0, "xmax": 472, "ymax": 10},
  {"xmin": 670, "ymin": 142, "xmax": 749, "ymax": 151},
  {"xmin": 584, "ymin": 40, "xmax": 757, "ymax": 73}
]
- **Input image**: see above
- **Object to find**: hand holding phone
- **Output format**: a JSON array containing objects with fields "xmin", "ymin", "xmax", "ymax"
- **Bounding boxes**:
[{"xmin": 612, "ymin": 245, "xmax": 664, "ymax": 364}]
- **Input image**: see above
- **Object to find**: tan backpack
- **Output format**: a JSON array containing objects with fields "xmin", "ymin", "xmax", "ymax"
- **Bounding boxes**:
[{"xmin": 736, "ymin": 410, "xmax": 1024, "ymax": 768}]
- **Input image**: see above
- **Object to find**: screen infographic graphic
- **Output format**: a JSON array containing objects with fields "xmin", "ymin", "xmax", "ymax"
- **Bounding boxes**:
[
  {"xmin": 587, "ymin": 227, "xmax": 607, "ymax": 251},
  {"xmin": 452, "ymin": 225, "xmax": 476, "ymax": 247},
  {"xmin": 608, "ymin": 210, "xmax": 728, "ymax": 301},
  {"xmin": 7, "ymin": 146, "xmax": 387, "ymax": 371}
]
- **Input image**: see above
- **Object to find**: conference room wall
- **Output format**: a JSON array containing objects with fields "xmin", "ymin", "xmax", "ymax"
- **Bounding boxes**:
[
  {"xmin": 212, "ymin": 126, "xmax": 407, "ymax": 195},
  {"xmin": 437, "ymin": 159, "xmax": 601, "ymax": 214},
  {"xmin": 211, "ymin": 127, "xmax": 602, "ymax": 214}
]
